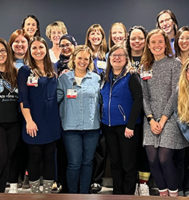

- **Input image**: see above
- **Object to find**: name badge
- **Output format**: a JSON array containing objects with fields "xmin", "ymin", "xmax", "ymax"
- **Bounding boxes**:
[
  {"xmin": 97, "ymin": 60, "xmax": 106, "ymax": 70},
  {"xmin": 27, "ymin": 76, "xmax": 38, "ymax": 87},
  {"xmin": 66, "ymin": 89, "xmax": 77, "ymax": 99},
  {"xmin": 140, "ymin": 70, "xmax": 153, "ymax": 80}
]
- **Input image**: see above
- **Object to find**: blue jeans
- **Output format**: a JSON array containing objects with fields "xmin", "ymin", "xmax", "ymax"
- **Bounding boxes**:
[{"xmin": 63, "ymin": 130, "xmax": 100, "ymax": 193}]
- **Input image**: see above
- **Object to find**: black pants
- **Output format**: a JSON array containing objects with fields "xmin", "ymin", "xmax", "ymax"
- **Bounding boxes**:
[
  {"xmin": 0, "ymin": 122, "xmax": 20, "ymax": 192},
  {"xmin": 54, "ymin": 136, "xmax": 68, "ymax": 192},
  {"xmin": 27, "ymin": 142, "xmax": 56, "ymax": 181},
  {"xmin": 102, "ymin": 124, "xmax": 140, "ymax": 195},
  {"xmin": 91, "ymin": 133, "xmax": 107, "ymax": 184}
]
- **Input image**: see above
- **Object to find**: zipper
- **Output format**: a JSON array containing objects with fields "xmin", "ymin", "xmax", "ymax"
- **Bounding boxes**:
[
  {"xmin": 118, "ymin": 105, "xmax": 126, "ymax": 121},
  {"xmin": 108, "ymin": 75, "xmax": 125, "ymax": 126}
]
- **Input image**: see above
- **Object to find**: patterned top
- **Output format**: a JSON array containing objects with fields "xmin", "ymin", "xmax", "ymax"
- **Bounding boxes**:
[{"xmin": 142, "ymin": 57, "xmax": 189, "ymax": 149}]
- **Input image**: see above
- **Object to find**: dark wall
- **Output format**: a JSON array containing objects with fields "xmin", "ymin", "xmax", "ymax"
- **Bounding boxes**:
[{"xmin": 1, "ymin": 0, "xmax": 189, "ymax": 47}]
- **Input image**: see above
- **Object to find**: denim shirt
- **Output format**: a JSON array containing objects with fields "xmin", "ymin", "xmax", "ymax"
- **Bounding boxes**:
[{"xmin": 57, "ymin": 70, "xmax": 101, "ymax": 131}]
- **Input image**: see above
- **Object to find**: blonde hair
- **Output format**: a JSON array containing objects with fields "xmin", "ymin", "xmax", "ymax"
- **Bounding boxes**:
[
  {"xmin": 85, "ymin": 24, "xmax": 107, "ymax": 60},
  {"xmin": 178, "ymin": 58, "xmax": 189, "ymax": 123},
  {"xmin": 68, "ymin": 45, "xmax": 94, "ymax": 71},
  {"xmin": 141, "ymin": 29, "xmax": 173, "ymax": 71},
  {"xmin": 46, "ymin": 21, "xmax": 67, "ymax": 39},
  {"xmin": 108, "ymin": 22, "xmax": 127, "ymax": 48}
]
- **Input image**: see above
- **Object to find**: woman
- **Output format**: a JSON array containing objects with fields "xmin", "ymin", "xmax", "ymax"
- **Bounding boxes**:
[
  {"xmin": 9, "ymin": 29, "xmax": 30, "ymax": 69},
  {"xmin": 174, "ymin": 26, "xmax": 189, "ymax": 196},
  {"xmin": 46, "ymin": 21, "xmax": 68, "ymax": 63},
  {"xmin": 85, "ymin": 24, "xmax": 107, "ymax": 192},
  {"xmin": 175, "ymin": 26, "xmax": 189, "ymax": 64},
  {"xmin": 141, "ymin": 29, "xmax": 188, "ymax": 197},
  {"xmin": 127, "ymin": 26, "xmax": 147, "ymax": 69},
  {"xmin": 17, "ymin": 37, "xmax": 60, "ymax": 193},
  {"xmin": 22, "ymin": 15, "xmax": 40, "ymax": 40},
  {"xmin": 85, "ymin": 24, "xmax": 107, "ymax": 77},
  {"xmin": 126, "ymin": 26, "xmax": 150, "ymax": 196},
  {"xmin": 156, "ymin": 9, "xmax": 178, "ymax": 54},
  {"xmin": 108, "ymin": 22, "xmax": 127, "ymax": 49},
  {"xmin": 57, "ymin": 45, "xmax": 100, "ymax": 194},
  {"xmin": 55, "ymin": 34, "xmax": 77, "ymax": 76},
  {"xmin": 9, "ymin": 29, "xmax": 30, "ymax": 191},
  {"xmin": 0, "ymin": 38, "xmax": 20, "ymax": 193},
  {"xmin": 101, "ymin": 44, "xmax": 143, "ymax": 195}
]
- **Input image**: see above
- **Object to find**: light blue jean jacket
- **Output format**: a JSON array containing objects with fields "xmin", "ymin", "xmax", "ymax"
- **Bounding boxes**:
[{"xmin": 57, "ymin": 70, "xmax": 101, "ymax": 131}]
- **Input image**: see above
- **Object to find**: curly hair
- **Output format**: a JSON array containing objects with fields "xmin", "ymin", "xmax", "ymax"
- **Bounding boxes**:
[{"xmin": 178, "ymin": 58, "xmax": 189, "ymax": 123}]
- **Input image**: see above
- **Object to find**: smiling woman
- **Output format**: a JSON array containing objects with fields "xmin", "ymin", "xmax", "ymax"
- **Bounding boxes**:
[
  {"xmin": 57, "ymin": 45, "xmax": 101, "ymax": 194},
  {"xmin": 17, "ymin": 36, "xmax": 61, "ymax": 194},
  {"xmin": 22, "ymin": 15, "xmax": 40, "ymax": 40},
  {"xmin": 141, "ymin": 29, "xmax": 189, "ymax": 197},
  {"xmin": 9, "ymin": 29, "xmax": 30, "ymax": 69},
  {"xmin": 0, "ymin": 38, "xmax": 20, "ymax": 193},
  {"xmin": 101, "ymin": 44, "xmax": 143, "ymax": 195},
  {"xmin": 46, "ymin": 21, "xmax": 68, "ymax": 63}
]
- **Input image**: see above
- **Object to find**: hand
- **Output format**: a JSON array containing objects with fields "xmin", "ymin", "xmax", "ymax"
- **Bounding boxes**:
[
  {"xmin": 59, "ymin": 69, "xmax": 70, "ymax": 76},
  {"xmin": 26, "ymin": 120, "xmax": 38, "ymax": 137},
  {"xmin": 124, "ymin": 127, "xmax": 134, "ymax": 138},
  {"xmin": 150, "ymin": 119, "xmax": 162, "ymax": 135},
  {"xmin": 159, "ymin": 115, "xmax": 168, "ymax": 129}
]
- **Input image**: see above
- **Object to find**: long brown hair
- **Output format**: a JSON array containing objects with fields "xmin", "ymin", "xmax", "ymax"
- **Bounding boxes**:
[
  {"xmin": 9, "ymin": 29, "xmax": 30, "ymax": 63},
  {"xmin": 28, "ymin": 36, "xmax": 55, "ymax": 77},
  {"xmin": 85, "ymin": 24, "xmax": 107, "ymax": 60},
  {"xmin": 141, "ymin": 29, "xmax": 173, "ymax": 70},
  {"xmin": 0, "ymin": 38, "xmax": 17, "ymax": 88}
]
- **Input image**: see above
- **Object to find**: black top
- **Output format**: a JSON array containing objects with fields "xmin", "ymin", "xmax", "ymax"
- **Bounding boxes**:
[
  {"xmin": 0, "ymin": 72, "xmax": 19, "ymax": 123},
  {"xmin": 128, "ymin": 74, "xmax": 143, "ymax": 129},
  {"xmin": 54, "ymin": 54, "xmax": 69, "ymax": 76}
]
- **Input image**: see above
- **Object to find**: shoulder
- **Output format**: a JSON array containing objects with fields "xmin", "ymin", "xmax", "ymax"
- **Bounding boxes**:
[
  {"xmin": 58, "ymin": 70, "xmax": 73, "ymax": 80},
  {"xmin": 18, "ymin": 65, "xmax": 31, "ymax": 74},
  {"xmin": 165, "ymin": 57, "xmax": 181, "ymax": 66},
  {"xmin": 88, "ymin": 71, "xmax": 101, "ymax": 81}
]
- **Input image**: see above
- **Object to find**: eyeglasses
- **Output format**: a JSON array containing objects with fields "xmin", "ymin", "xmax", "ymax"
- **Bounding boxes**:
[
  {"xmin": 59, "ymin": 43, "xmax": 72, "ymax": 48},
  {"xmin": 159, "ymin": 18, "xmax": 172, "ymax": 25},
  {"xmin": 110, "ymin": 54, "xmax": 126, "ymax": 58},
  {"xmin": 0, "ymin": 49, "xmax": 7, "ymax": 54}
]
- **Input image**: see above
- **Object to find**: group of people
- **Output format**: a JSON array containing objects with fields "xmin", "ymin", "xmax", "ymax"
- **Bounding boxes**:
[{"xmin": 0, "ymin": 9, "xmax": 189, "ymax": 198}]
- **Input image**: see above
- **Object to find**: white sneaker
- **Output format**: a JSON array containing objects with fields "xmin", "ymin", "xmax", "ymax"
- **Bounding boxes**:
[
  {"xmin": 134, "ymin": 183, "xmax": 139, "ymax": 195},
  {"xmin": 139, "ymin": 183, "xmax": 150, "ymax": 196},
  {"xmin": 8, "ymin": 183, "xmax": 18, "ymax": 193}
]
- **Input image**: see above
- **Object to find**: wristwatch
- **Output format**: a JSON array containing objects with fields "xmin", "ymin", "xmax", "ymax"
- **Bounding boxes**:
[{"xmin": 147, "ymin": 116, "xmax": 153, "ymax": 123}]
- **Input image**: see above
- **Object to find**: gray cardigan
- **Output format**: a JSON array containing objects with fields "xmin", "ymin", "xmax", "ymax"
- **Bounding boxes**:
[{"xmin": 142, "ymin": 57, "xmax": 189, "ymax": 149}]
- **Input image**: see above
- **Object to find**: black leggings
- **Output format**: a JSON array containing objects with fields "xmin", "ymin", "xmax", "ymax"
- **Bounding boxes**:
[
  {"xmin": 145, "ymin": 146, "xmax": 177, "ymax": 191},
  {"xmin": 0, "ymin": 122, "xmax": 20, "ymax": 192},
  {"xmin": 27, "ymin": 142, "xmax": 56, "ymax": 181}
]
